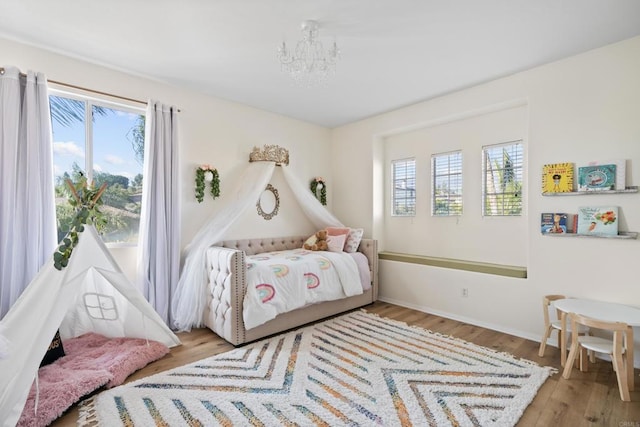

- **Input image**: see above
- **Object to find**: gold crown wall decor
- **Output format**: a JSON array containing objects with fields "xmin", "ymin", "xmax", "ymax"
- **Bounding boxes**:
[{"xmin": 249, "ymin": 145, "xmax": 289, "ymax": 166}]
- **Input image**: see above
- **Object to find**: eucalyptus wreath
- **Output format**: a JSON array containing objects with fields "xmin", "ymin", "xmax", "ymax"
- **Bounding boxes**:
[
  {"xmin": 53, "ymin": 177, "xmax": 107, "ymax": 270},
  {"xmin": 195, "ymin": 165, "xmax": 220, "ymax": 203},
  {"xmin": 310, "ymin": 177, "xmax": 327, "ymax": 206}
]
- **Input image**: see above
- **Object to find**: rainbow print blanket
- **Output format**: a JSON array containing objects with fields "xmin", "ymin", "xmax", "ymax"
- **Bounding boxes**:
[{"xmin": 243, "ymin": 249, "xmax": 362, "ymax": 329}]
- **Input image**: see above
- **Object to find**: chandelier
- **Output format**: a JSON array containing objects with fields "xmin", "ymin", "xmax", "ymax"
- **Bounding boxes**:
[{"xmin": 277, "ymin": 20, "xmax": 340, "ymax": 86}]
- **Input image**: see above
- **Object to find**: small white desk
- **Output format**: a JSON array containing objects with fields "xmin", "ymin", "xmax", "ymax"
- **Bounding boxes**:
[{"xmin": 554, "ymin": 298, "xmax": 640, "ymax": 391}]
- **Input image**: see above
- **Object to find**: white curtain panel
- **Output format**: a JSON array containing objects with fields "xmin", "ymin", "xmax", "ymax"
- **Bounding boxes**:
[
  {"xmin": 0, "ymin": 66, "xmax": 57, "ymax": 319},
  {"xmin": 137, "ymin": 101, "xmax": 180, "ymax": 326},
  {"xmin": 172, "ymin": 161, "xmax": 276, "ymax": 331},
  {"xmin": 0, "ymin": 325, "xmax": 8, "ymax": 359}
]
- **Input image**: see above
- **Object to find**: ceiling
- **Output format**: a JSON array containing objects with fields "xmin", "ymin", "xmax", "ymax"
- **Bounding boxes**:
[{"xmin": 2, "ymin": 1, "xmax": 640, "ymax": 128}]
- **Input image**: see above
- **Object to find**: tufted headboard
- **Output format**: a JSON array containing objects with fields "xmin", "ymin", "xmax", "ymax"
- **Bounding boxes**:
[
  {"xmin": 216, "ymin": 236, "xmax": 308, "ymax": 255},
  {"xmin": 215, "ymin": 235, "xmax": 378, "ymax": 285}
]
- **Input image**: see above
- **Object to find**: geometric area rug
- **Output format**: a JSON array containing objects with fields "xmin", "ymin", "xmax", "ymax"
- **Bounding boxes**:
[{"xmin": 79, "ymin": 310, "xmax": 554, "ymax": 426}]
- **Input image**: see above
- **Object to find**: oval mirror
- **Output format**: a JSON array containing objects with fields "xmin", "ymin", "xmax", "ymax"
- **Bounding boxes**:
[{"xmin": 257, "ymin": 184, "xmax": 280, "ymax": 220}]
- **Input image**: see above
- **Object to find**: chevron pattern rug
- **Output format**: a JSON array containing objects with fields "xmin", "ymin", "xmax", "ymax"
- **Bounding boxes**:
[{"xmin": 80, "ymin": 311, "xmax": 553, "ymax": 426}]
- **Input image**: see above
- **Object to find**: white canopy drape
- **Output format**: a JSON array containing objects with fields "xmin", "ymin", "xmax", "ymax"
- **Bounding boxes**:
[
  {"xmin": 281, "ymin": 166, "xmax": 343, "ymax": 230},
  {"xmin": 0, "ymin": 66, "xmax": 56, "ymax": 319},
  {"xmin": 172, "ymin": 161, "xmax": 344, "ymax": 331},
  {"xmin": 137, "ymin": 101, "xmax": 181, "ymax": 326}
]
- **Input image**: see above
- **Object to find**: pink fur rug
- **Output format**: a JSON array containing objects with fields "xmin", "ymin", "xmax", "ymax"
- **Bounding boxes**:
[{"xmin": 18, "ymin": 333, "xmax": 169, "ymax": 427}]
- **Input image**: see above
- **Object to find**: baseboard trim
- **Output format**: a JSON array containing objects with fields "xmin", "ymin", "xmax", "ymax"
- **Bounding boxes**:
[
  {"xmin": 377, "ymin": 296, "xmax": 544, "ymax": 343},
  {"xmin": 378, "ymin": 251, "xmax": 527, "ymax": 278},
  {"xmin": 377, "ymin": 296, "xmax": 640, "ymax": 368}
]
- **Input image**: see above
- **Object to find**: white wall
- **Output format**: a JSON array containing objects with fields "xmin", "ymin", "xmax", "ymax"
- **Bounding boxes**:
[
  {"xmin": 383, "ymin": 104, "xmax": 528, "ymax": 266},
  {"xmin": 1, "ymin": 37, "xmax": 332, "ymax": 282},
  {"xmin": 331, "ymin": 36, "xmax": 640, "ymax": 364}
]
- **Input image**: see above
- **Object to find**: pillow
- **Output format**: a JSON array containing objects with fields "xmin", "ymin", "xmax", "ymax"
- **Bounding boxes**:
[
  {"xmin": 326, "ymin": 234, "xmax": 347, "ymax": 252},
  {"xmin": 18, "ymin": 333, "xmax": 169, "ymax": 427},
  {"xmin": 344, "ymin": 228, "xmax": 364, "ymax": 253},
  {"xmin": 326, "ymin": 227, "xmax": 350, "ymax": 237},
  {"xmin": 62, "ymin": 332, "xmax": 170, "ymax": 388},
  {"xmin": 40, "ymin": 330, "xmax": 65, "ymax": 367}
]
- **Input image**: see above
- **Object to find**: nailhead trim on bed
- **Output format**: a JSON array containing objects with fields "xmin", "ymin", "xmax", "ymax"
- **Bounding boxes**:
[{"xmin": 205, "ymin": 236, "xmax": 378, "ymax": 345}]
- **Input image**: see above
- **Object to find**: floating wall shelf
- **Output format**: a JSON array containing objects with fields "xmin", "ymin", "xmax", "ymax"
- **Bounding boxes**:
[
  {"xmin": 542, "ymin": 186, "xmax": 638, "ymax": 196},
  {"xmin": 542, "ymin": 231, "xmax": 638, "ymax": 240}
]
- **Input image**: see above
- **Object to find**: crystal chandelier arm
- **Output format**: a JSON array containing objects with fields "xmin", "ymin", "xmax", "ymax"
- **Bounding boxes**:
[
  {"xmin": 277, "ymin": 41, "xmax": 292, "ymax": 65},
  {"xmin": 276, "ymin": 19, "xmax": 340, "ymax": 85}
]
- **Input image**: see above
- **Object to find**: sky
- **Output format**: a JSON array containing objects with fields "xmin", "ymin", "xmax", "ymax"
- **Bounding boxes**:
[{"xmin": 50, "ymin": 99, "xmax": 144, "ymax": 185}]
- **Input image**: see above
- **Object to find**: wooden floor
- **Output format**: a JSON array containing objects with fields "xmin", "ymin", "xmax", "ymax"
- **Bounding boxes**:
[{"xmin": 52, "ymin": 301, "xmax": 639, "ymax": 426}]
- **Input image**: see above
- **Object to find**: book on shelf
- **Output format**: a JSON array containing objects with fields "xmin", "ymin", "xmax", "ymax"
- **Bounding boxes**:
[
  {"xmin": 542, "ymin": 163, "xmax": 574, "ymax": 193},
  {"xmin": 541, "ymin": 212, "xmax": 577, "ymax": 234},
  {"xmin": 576, "ymin": 206, "xmax": 619, "ymax": 236},
  {"xmin": 583, "ymin": 159, "xmax": 626, "ymax": 190},
  {"xmin": 577, "ymin": 164, "xmax": 616, "ymax": 192}
]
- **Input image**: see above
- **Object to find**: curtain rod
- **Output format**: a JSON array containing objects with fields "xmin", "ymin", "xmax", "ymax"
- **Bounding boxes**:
[
  {"xmin": 48, "ymin": 79, "xmax": 147, "ymax": 106},
  {"xmin": 0, "ymin": 67, "xmax": 180, "ymax": 111}
]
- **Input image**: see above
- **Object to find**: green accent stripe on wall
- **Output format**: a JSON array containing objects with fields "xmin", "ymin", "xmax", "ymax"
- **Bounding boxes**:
[{"xmin": 378, "ymin": 251, "xmax": 527, "ymax": 279}]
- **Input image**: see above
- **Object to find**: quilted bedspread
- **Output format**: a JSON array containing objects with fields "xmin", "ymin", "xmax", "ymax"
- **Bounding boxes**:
[{"xmin": 243, "ymin": 249, "xmax": 362, "ymax": 329}]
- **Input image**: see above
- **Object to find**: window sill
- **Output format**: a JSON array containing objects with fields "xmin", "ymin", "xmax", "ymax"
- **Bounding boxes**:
[
  {"xmin": 378, "ymin": 251, "xmax": 527, "ymax": 278},
  {"xmin": 105, "ymin": 242, "xmax": 138, "ymax": 249}
]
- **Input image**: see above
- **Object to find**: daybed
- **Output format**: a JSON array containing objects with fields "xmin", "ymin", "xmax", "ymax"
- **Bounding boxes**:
[{"xmin": 202, "ymin": 235, "xmax": 378, "ymax": 345}]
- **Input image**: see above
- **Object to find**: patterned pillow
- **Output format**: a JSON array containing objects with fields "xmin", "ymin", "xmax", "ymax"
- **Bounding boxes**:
[{"xmin": 344, "ymin": 228, "xmax": 364, "ymax": 253}]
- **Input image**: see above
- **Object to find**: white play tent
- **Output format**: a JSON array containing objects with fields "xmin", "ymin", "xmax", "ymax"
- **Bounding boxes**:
[{"xmin": 0, "ymin": 226, "xmax": 181, "ymax": 426}]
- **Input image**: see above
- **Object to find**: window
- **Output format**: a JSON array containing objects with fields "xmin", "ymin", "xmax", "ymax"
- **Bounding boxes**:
[
  {"xmin": 482, "ymin": 141, "xmax": 523, "ymax": 216},
  {"xmin": 50, "ymin": 92, "xmax": 145, "ymax": 244},
  {"xmin": 432, "ymin": 151, "xmax": 462, "ymax": 216},
  {"xmin": 391, "ymin": 158, "xmax": 416, "ymax": 216}
]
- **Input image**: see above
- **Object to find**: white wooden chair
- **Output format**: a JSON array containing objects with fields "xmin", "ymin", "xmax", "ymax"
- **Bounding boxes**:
[
  {"xmin": 561, "ymin": 313, "xmax": 630, "ymax": 401},
  {"xmin": 538, "ymin": 294, "xmax": 588, "ymax": 357}
]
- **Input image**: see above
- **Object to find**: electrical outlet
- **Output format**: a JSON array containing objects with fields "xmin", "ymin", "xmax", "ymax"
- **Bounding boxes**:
[{"xmin": 461, "ymin": 288, "xmax": 468, "ymax": 297}]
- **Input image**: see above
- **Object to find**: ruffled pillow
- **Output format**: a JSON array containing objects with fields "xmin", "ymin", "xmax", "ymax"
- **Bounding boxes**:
[{"xmin": 344, "ymin": 228, "xmax": 364, "ymax": 253}]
